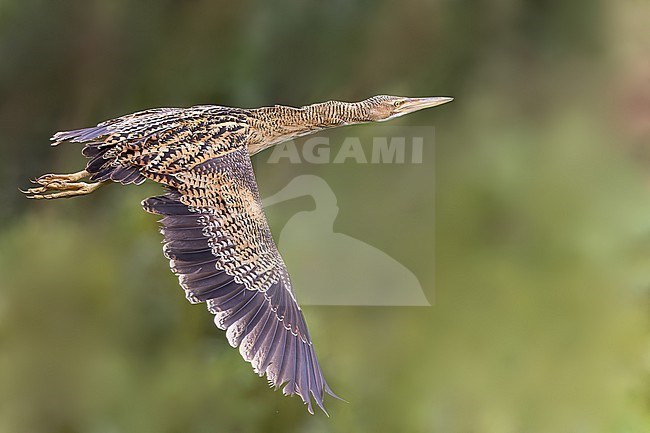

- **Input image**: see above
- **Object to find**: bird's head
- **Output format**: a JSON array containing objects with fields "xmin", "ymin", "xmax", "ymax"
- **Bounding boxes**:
[{"xmin": 363, "ymin": 95, "xmax": 453, "ymax": 122}]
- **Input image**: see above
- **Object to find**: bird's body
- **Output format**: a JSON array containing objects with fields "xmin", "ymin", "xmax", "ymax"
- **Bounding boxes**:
[{"xmin": 24, "ymin": 95, "xmax": 452, "ymax": 414}]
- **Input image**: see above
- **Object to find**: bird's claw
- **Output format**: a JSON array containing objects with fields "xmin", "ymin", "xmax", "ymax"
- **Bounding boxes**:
[
  {"xmin": 21, "ymin": 170, "xmax": 101, "ymax": 200},
  {"xmin": 33, "ymin": 171, "xmax": 87, "ymax": 185}
]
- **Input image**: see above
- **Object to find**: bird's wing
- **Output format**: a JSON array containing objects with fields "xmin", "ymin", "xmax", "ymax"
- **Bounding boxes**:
[{"xmin": 141, "ymin": 147, "xmax": 337, "ymax": 414}]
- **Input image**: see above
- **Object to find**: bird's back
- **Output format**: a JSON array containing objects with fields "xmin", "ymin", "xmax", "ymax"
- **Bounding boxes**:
[{"xmin": 54, "ymin": 105, "xmax": 253, "ymax": 186}]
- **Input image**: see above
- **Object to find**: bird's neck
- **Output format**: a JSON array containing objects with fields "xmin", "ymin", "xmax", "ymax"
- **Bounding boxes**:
[{"xmin": 248, "ymin": 101, "xmax": 371, "ymax": 154}]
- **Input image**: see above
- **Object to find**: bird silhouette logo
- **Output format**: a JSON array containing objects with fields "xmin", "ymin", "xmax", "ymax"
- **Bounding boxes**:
[{"xmin": 263, "ymin": 175, "xmax": 430, "ymax": 306}]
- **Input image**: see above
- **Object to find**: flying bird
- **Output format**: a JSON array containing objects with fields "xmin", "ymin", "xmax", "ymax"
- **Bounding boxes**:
[{"xmin": 23, "ymin": 95, "xmax": 453, "ymax": 414}]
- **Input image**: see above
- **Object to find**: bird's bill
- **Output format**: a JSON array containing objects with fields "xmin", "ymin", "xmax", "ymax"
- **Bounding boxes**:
[
  {"xmin": 262, "ymin": 181, "xmax": 299, "ymax": 207},
  {"xmin": 397, "ymin": 96, "xmax": 454, "ymax": 115}
]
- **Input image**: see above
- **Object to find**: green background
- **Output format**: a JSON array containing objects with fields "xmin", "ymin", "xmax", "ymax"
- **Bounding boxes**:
[{"xmin": 1, "ymin": 1, "xmax": 649, "ymax": 432}]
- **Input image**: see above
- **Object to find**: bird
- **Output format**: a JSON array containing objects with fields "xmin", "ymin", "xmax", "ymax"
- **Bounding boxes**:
[{"xmin": 23, "ymin": 94, "xmax": 453, "ymax": 415}]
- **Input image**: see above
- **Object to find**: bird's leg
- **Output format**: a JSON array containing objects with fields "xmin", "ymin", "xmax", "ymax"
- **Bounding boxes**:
[{"xmin": 22, "ymin": 169, "xmax": 104, "ymax": 199}]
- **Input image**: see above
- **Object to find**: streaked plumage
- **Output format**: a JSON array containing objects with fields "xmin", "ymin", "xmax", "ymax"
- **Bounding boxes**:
[{"xmin": 24, "ymin": 95, "xmax": 452, "ymax": 414}]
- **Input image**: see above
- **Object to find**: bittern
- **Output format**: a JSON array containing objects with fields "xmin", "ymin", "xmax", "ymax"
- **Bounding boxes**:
[{"xmin": 23, "ymin": 95, "xmax": 453, "ymax": 414}]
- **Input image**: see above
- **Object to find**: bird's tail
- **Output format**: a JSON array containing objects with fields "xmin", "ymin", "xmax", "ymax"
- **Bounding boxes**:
[{"xmin": 51, "ymin": 125, "xmax": 146, "ymax": 185}]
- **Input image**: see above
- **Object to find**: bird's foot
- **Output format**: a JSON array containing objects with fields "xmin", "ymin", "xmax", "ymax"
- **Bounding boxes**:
[{"xmin": 22, "ymin": 170, "xmax": 102, "ymax": 199}]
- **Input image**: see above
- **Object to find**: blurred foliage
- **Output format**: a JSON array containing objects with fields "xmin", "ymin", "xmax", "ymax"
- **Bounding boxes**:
[{"xmin": 1, "ymin": 0, "xmax": 650, "ymax": 432}]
